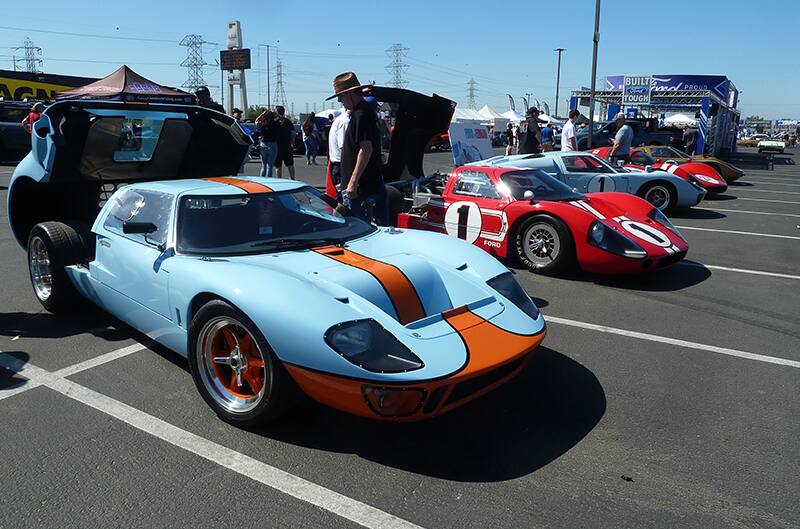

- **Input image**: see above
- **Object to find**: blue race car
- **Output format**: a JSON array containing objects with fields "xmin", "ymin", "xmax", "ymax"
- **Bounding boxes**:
[
  {"xmin": 471, "ymin": 152, "xmax": 706, "ymax": 212},
  {"xmin": 7, "ymin": 97, "xmax": 545, "ymax": 425}
]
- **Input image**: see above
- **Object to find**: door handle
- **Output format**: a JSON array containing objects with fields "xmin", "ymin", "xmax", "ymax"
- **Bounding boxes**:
[{"xmin": 99, "ymin": 239, "xmax": 111, "ymax": 248}]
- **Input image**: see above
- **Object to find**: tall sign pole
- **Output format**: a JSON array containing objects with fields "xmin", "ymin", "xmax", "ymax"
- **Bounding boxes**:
[
  {"xmin": 588, "ymin": 0, "xmax": 601, "ymax": 148},
  {"xmin": 266, "ymin": 45, "xmax": 271, "ymax": 108},
  {"xmin": 554, "ymin": 48, "xmax": 565, "ymax": 117},
  {"xmin": 225, "ymin": 21, "xmax": 249, "ymax": 115}
]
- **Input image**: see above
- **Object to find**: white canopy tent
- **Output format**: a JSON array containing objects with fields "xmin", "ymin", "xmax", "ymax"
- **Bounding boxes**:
[
  {"xmin": 501, "ymin": 109, "xmax": 526, "ymax": 122},
  {"xmin": 663, "ymin": 113, "xmax": 698, "ymax": 127},
  {"xmin": 451, "ymin": 107, "xmax": 489, "ymax": 123},
  {"xmin": 478, "ymin": 105, "xmax": 509, "ymax": 130},
  {"xmin": 537, "ymin": 113, "xmax": 565, "ymax": 126}
]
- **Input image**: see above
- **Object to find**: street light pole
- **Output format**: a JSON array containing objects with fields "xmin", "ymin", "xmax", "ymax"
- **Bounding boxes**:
[
  {"xmin": 588, "ymin": 0, "xmax": 601, "ymax": 148},
  {"xmin": 554, "ymin": 48, "xmax": 565, "ymax": 117}
]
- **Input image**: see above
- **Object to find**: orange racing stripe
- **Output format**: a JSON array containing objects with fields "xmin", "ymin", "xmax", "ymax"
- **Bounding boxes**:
[
  {"xmin": 202, "ymin": 177, "xmax": 273, "ymax": 193},
  {"xmin": 312, "ymin": 245, "xmax": 426, "ymax": 324}
]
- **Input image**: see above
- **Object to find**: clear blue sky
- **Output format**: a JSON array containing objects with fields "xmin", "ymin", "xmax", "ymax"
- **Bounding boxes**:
[{"xmin": 1, "ymin": 0, "xmax": 797, "ymax": 119}]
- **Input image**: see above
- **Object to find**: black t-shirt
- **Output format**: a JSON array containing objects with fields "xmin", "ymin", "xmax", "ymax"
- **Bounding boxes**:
[
  {"xmin": 520, "ymin": 118, "xmax": 541, "ymax": 154},
  {"xmin": 274, "ymin": 117, "xmax": 294, "ymax": 150},
  {"xmin": 259, "ymin": 119, "xmax": 277, "ymax": 143},
  {"xmin": 340, "ymin": 100, "xmax": 382, "ymax": 196},
  {"xmin": 683, "ymin": 129, "xmax": 698, "ymax": 150}
]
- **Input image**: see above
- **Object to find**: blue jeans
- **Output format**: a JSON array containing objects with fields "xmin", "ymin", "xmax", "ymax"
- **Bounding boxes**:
[
  {"xmin": 260, "ymin": 141, "xmax": 278, "ymax": 177},
  {"xmin": 304, "ymin": 136, "xmax": 318, "ymax": 161},
  {"xmin": 348, "ymin": 185, "xmax": 388, "ymax": 225}
]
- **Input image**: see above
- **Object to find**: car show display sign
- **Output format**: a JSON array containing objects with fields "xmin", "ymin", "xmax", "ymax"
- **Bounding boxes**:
[
  {"xmin": 449, "ymin": 122, "xmax": 493, "ymax": 166},
  {"xmin": 220, "ymin": 49, "xmax": 251, "ymax": 71},
  {"xmin": 607, "ymin": 74, "xmax": 732, "ymax": 102},
  {"xmin": 622, "ymin": 76, "xmax": 651, "ymax": 105}
]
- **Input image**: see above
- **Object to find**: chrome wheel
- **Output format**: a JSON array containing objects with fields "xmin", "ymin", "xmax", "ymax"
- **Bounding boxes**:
[
  {"xmin": 523, "ymin": 222, "xmax": 560, "ymax": 266},
  {"xmin": 196, "ymin": 316, "xmax": 267, "ymax": 414},
  {"xmin": 644, "ymin": 185, "xmax": 671, "ymax": 211},
  {"xmin": 29, "ymin": 236, "xmax": 53, "ymax": 301}
]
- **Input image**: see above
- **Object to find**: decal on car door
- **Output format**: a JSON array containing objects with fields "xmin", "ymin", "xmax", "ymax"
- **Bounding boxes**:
[
  {"xmin": 444, "ymin": 201, "xmax": 482, "ymax": 243},
  {"xmin": 587, "ymin": 175, "xmax": 617, "ymax": 192}
]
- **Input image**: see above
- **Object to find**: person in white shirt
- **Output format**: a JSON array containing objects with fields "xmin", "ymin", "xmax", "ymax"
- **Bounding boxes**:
[
  {"xmin": 327, "ymin": 110, "xmax": 351, "ymax": 198},
  {"xmin": 561, "ymin": 109, "xmax": 580, "ymax": 151}
]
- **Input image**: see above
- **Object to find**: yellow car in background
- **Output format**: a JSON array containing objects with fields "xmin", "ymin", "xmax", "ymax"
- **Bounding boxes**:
[{"xmin": 636, "ymin": 145, "xmax": 745, "ymax": 183}]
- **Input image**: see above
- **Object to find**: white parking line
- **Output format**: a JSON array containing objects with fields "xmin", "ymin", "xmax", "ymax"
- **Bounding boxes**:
[
  {"xmin": 696, "ymin": 207, "xmax": 800, "ymax": 218},
  {"xmin": 743, "ymin": 180, "xmax": 800, "ymax": 187},
  {"xmin": 733, "ymin": 197, "xmax": 800, "ymax": 205},
  {"xmin": 0, "ymin": 351, "xmax": 422, "ymax": 529},
  {"xmin": 0, "ymin": 342, "xmax": 149, "ymax": 401},
  {"xmin": 546, "ymin": 317, "xmax": 800, "ymax": 369},
  {"xmin": 681, "ymin": 261, "xmax": 800, "ymax": 280},
  {"xmin": 732, "ymin": 188, "xmax": 800, "ymax": 195},
  {"xmin": 674, "ymin": 225, "xmax": 800, "ymax": 240}
]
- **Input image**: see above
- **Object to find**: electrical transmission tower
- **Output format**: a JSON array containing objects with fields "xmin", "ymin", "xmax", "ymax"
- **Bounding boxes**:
[
  {"xmin": 13, "ymin": 37, "xmax": 43, "ymax": 73},
  {"xmin": 466, "ymin": 78, "xmax": 477, "ymax": 109},
  {"xmin": 385, "ymin": 43, "xmax": 409, "ymax": 88},
  {"xmin": 179, "ymin": 34, "xmax": 208, "ymax": 92},
  {"xmin": 274, "ymin": 58, "xmax": 287, "ymax": 109}
]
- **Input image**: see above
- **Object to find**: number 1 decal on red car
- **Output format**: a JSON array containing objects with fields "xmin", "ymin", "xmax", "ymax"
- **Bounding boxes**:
[{"xmin": 444, "ymin": 201, "xmax": 482, "ymax": 243}]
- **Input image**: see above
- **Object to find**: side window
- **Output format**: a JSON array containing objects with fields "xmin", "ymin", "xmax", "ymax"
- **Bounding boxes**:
[
  {"xmin": 452, "ymin": 171, "xmax": 501, "ymax": 199},
  {"xmin": 113, "ymin": 118, "xmax": 167, "ymax": 162},
  {"xmin": 651, "ymin": 147, "xmax": 673, "ymax": 158},
  {"xmin": 103, "ymin": 188, "xmax": 174, "ymax": 246},
  {"xmin": 564, "ymin": 155, "xmax": 614, "ymax": 174},
  {"xmin": 630, "ymin": 151, "xmax": 647, "ymax": 164}
]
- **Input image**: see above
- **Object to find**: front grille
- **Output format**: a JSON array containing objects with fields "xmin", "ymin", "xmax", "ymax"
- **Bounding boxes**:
[
  {"xmin": 423, "ymin": 385, "xmax": 449, "ymax": 414},
  {"xmin": 444, "ymin": 355, "xmax": 527, "ymax": 407},
  {"xmin": 656, "ymin": 250, "xmax": 687, "ymax": 269}
]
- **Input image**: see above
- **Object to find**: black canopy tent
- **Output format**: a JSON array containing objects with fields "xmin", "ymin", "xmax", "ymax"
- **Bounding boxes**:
[{"xmin": 55, "ymin": 65, "xmax": 195, "ymax": 104}]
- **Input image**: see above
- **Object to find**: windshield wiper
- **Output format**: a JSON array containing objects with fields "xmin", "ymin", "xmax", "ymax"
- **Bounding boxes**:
[{"xmin": 250, "ymin": 237, "xmax": 344, "ymax": 250}]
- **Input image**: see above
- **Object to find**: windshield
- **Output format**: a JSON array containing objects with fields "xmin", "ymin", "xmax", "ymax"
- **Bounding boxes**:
[
  {"xmin": 669, "ymin": 147, "xmax": 691, "ymax": 158},
  {"xmin": 630, "ymin": 150, "xmax": 657, "ymax": 165},
  {"xmin": 500, "ymin": 169, "xmax": 585, "ymax": 202},
  {"xmin": 177, "ymin": 186, "xmax": 375, "ymax": 255}
]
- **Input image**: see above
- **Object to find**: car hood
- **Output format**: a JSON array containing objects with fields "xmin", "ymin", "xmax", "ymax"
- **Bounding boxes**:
[
  {"xmin": 224, "ymin": 233, "xmax": 503, "ymax": 330},
  {"xmin": 34, "ymin": 100, "xmax": 251, "ymax": 183},
  {"xmin": 370, "ymin": 86, "xmax": 455, "ymax": 182}
]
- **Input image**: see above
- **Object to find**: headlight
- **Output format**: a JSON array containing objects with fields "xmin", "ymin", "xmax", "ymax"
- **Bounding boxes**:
[
  {"xmin": 587, "ymin": 221, "xmax": 646, "ymax": 259},
  {"xmin": 487, "ymin": 272, "xmax": 540, "ymax": 320},
  {"xmin": 325, "ymin": 319, "xmax": 423, "ymax": 373},
  {"xmin": 647, "ymin": 208, "xmax": 685, "ymax": 241},
  {"xmin": 686, "ymin": 173, "xmax": 704, "ymax": 190}
]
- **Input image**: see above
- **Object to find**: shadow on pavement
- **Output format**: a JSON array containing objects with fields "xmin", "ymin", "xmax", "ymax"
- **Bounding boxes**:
[
  {"xmin": 0, "ymin": 351, "xmax": 30, "ymax": 391},
  {"xmin": 0, "ymin": 308, "xmax": 131, "ymax": 343},
  {"xmin": 586, "ymin": 261, "xmax": 711, "ymax": 292},
  {"xmin": 257, "ymin": 347, "xmax": 606, "ymax": 482},
  {"xmin": 703, "ymin": 193, "xmax": 738, "ymax": 201},
  {"xmin": 729, "ymin": 181, "xmax": 754, "ymax": 187},
  {"xmin": 669, "ymin": 208, "xmax": 726, "ymax": 220}
]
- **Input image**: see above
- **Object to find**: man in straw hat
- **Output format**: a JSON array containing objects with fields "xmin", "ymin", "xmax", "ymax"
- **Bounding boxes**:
[{"xmin": 326, "ymin": 72, "xmax": 385, "ymax": 223}]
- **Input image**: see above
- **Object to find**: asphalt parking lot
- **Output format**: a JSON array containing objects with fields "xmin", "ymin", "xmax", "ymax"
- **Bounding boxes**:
[{"xmin": 1, "ymin": 148, "xmax": 798, "ymax": 529}]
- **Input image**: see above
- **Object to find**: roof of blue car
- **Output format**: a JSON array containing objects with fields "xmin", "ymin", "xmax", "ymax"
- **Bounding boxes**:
[{"xmin": 126, "ymin": 176, "xmax": 308, "ymax": 196}]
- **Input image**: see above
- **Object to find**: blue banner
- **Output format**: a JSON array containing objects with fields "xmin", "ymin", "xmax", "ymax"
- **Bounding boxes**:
[{"xmin": 606, "ymin": 74, "xmax": 730, "ymax": 101}]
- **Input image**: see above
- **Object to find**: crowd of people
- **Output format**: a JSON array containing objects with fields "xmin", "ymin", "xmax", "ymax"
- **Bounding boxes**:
[{"xmin": 504, "ymin": 107, "xmax": 584, "ymax": 155}]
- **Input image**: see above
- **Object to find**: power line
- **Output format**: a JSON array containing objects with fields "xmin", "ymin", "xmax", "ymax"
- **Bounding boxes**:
[
  {"xmin": 385, "ymin": 43, "xmax": 409, "ymax": 88},
  {"xmin": 0, "ymin": 25, "xmax": 215, "ymax": 44},
  {"xmin": 179, "ymin": 34, "xmax": 207, "ymax": 92}
]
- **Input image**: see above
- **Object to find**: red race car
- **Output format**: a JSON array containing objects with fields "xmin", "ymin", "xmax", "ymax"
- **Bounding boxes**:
[
  {"xmin": 397, "ymin": 166, "xmax": 688, "ymax": 275},
  {"xmin": 589, "ymin": 146, "xmax": 727, "ymax": 194}
]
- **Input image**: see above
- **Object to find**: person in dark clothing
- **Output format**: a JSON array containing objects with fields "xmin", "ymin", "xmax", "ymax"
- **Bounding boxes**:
[
  {"xmin": 194, "ymin": 86, "xmax": 225, "ymax": 113},
  {"xmin": 272, "ymin": 105, "xmax": 296, "ymax": 179},
  {"xmin": 519, "ymin": 107, "xmax": 542, "ymax": 154},
  {"xmin": 683, "ymin": 127, "xmax": 699, "ymax": 155},
  {"xmin": 327, "ymin": 71, "xmax": 386, "ymax": 224},
  {"xmin": 255, "ymin": 110, "xmax": 278, "ymax": 177}
]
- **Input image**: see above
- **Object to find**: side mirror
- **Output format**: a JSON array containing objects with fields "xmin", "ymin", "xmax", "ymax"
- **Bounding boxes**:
[
  {"xmin": 665, "ymin": 159, "xmax": 677, "ymax": 165},
  {"xmin": 523, "ymin": 190, "xmax": 535, "ymax": 201},
  {"xmin": 645, "ymin": 165, "xmax": 654, "ymax": 172},
  {"xmin": 122, "ymin": 221, "xmax": 158, "ymax": 234},
  {"xmin": 617, "ymin": 160, "xmax": 625, "ymax": 167}
]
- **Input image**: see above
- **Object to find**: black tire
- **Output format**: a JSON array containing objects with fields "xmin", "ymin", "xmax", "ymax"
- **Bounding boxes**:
[
  {"xmin": 514, "ymin": 215, "xmax": 575, "ymax": 275},
  {"xmin": 27, "ymin": 222, "xmax": 84, "ymax": 312},
  {"xmin": 386, "ymin": 184, "xmax": 407, "ymax": 225},
  {"xmin": 188, "ymin": 299, "xmax": 295, "ymax": 427},
  {"xmin": 637, "ymin": 181, "xmax": 676, "ymax": 213},
  {"xmin": 63, "ymin": 219, "xmax": 95, "ymax": 262}
]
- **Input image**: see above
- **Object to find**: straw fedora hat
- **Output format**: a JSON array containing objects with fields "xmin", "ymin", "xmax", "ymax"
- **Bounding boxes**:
[{"xmin": 326, "ymin": 71, "xmax": 371, "ymax": 101}]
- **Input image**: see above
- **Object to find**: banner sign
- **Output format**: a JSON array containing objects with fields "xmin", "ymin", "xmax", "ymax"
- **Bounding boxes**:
[
  {"xmin": 775, "ymin": 119, "xmax": 799, "ymax": 128},
  {"xmin": 220, "ymin": 49, "xmax": 251, "ymax": 71},
  {"xmin": 0, "ymin": 69, "xmax": 96, "ymax": 101},
  {"xmin": 607, "ymin": 74, "xmax": 731, "ymax": 101},
  {"xmin": 449, "ymin": 122, "xmax": 493, "ymax": 166},
  {"xmin": 622, "ymin": 76, "xmax": 651, "ymax": 105}
]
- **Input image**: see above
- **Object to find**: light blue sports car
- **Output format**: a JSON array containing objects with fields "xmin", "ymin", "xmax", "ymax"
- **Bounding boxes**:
[
  {"xmin": 7, "ymin": 98, "xmax": 546, "ymax": 426},
  {"xmin": 471, "ymin": 152, "xmax": 706, "ymax": 212}
]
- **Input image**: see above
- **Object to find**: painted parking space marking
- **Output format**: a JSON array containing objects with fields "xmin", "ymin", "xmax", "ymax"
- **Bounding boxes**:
[
  {"xmin": 681, "ymin": 261, "xmax": 800, "ymax": 281},
  {"xmin": 546, "ymin": 317, "xmax": 800, "ymax": 369},
  {"xmin": 696, "ymin": 207, "xmax": 800, "ymax": 218},
  {"xmin": 729, "ymin": 197, "xmax": 800, "ymax": 205},
  {"xmin": 0, "ymin": 352, "xmax": 423, "ymax": 529},
  {"xmin": 0, "ymin": 342, "xmax": 149, "ymax": 401},
  {"xmin": 731, "ymin": 188, "xmax": 800, "ymax": 195},
  {"xmin": 743, "ymin": 180, "xmax": 800, "ymax": 187},
  {"xmin": 673, "ymin": 225, "xmax": 800, "ymax": 240}
]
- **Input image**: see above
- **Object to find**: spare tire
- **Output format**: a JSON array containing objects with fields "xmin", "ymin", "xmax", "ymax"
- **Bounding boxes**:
[{"xmin": 27, "ymin": 222, "xmax": 84, "ymax": 312}]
